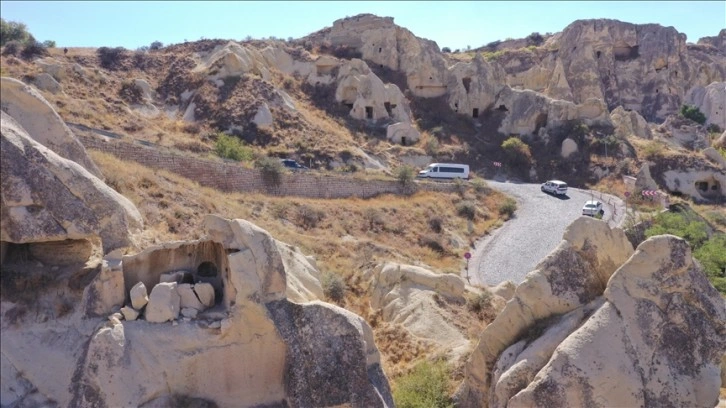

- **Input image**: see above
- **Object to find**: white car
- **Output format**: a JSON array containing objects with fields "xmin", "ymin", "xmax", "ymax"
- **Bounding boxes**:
[
  {"xmin": 541, "ymin": 180, "xmax": 568, "ymax": 196},
  {"xmin": 582, "ymin": 200, "xmax": 604, "ymax": 217}
]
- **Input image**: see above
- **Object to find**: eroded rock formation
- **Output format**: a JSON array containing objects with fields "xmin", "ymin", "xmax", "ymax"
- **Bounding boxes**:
[
  {"xmin": 456, "ymin": 217, "xmax": 725, "ymax": 408},
  {"xmin": 1, "ymin": 215, "xmax": 392, "ymax": 407}
]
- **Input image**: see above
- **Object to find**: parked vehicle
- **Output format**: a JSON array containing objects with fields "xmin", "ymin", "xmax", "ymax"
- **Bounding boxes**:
[
  {"xmin": 281, "ymin": 159, "xmax": 308, "ymax": 170},
  {"xmin": 417, "ymin": 163, "xmax": 470, "ymax": 180},
  {"xmin": 541, "ymin": 180, "xmax": 568, "ymax": 196},
  {"xmin": 582, "ymin": 200, "xmax": 604, "ymax": 217}
]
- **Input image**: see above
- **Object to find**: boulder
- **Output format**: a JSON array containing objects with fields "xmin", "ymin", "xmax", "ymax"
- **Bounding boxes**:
[
  {"xmin": 0, "ymin": 77, "xmax": 101, "ymax": 177},
  {"xmin": 386, "ymin": 122, "xmax": 420, "ymax": 145},
  {"xmin": 177, "ymin": 284, "xmax": 205, "ymax": 310},
  {"xmin": 253, "ymin": 103, "xmax": 274, "ymax": 130},
  {"xmin": 697, "ymin": 29, "xmax": 726, "ymax": 53},
  {"xmin": 35, "ymin": 58, "xmax": 67, "ymax": 82},
  {"xmin": 686, "ymin": 81, "xmax": 726, "ymax": 130},
  {"xmin": 130, "ymin": 281, "xmax": 149, "ymax": 310},
  {"xmin": 33, "ymin": 73, "xmax": 63, "ymax": 94},
  {"xmin": 193, "ymin": 283, "xmax": 215, "ymax": 308},
  {"xmin": 0, "ymin": 111, "xmax": 143, "ymax": 253},
  {"xmin": 120, "ymin": 306, "xmax": 139, "ymax": 321},
  {"xmin": 132, "ymin": 78, "xmax": 155, "ymax": 102},
  {"xmin": 81, "ymin": 256, "xmax": 126, "ymax": 317},
  {"xmin": 144, "ymin": 282, "xmax": 181, "ymax": 323}
]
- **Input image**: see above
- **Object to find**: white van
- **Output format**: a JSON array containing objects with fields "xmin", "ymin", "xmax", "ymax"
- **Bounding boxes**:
[{"xmin": 417, "ymin": 163, "xmax": 470, "ymax": 180}]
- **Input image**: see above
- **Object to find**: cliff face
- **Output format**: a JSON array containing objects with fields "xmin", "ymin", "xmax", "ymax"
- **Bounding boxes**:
[{"xmin": 490, "ymin": 19, "xmax": 726, "ymax": 122}]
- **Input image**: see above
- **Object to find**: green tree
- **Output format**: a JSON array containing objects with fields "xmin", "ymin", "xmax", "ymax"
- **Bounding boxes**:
[
  {"xmin": 680, "ymin": 104, "xmax": 707, "ymax": 125},
  {"xmin": 42, "ymin": 40, "xmax": 56, "ymax": 48},
  {"xmin": 501, "ymin": 137, "xmax": 532, "ymax": 165},
  {"xmin": 693, "ymin": 234, "xmax": 726, "ymax": 294},
  {"xmin": 214, "ymin": 133, "xmax": 253, "ymax": 162},
  {"xmin": 0, "ymin": 18, "xmax": 35, "ymax": 46},
  {"xmin": 645, "ymin": 212, "xmax": 708, "ymax": 249}
]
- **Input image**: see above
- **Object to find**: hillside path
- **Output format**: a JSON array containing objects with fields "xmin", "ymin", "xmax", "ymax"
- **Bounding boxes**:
[{"xmin": 465, "ymin": 178, "xmax": 626, "ymax": 287}]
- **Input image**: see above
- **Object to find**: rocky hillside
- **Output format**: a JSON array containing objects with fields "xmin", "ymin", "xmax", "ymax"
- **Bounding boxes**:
[
  {"xmin": 1, "ymin": 14, "xmax": 724, "ymax": 201},
  {"xmin": 1, "ymin": 13, "xmax": 725, "ymax": 408}
]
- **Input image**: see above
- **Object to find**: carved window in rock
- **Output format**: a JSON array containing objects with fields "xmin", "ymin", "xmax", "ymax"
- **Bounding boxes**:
[
  {"xmin": 365, "ymin": 106, "xmax": 373, "ymax": 119},
  {"xmin": 472, "ymin": 108, "xmax": 479, "ymax": 118},
  {"xmin": 197, "ymin": 261, "xmax": 219, "ymax": 278}
]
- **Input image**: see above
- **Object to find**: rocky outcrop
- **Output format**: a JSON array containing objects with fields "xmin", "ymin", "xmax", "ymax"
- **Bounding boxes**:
[
  {"xmin": 386, "ymin": 121, "xmax": 420, "ymax": 145},
  {"xmin": 685, "ymin": 81, "xmax": 726, "ymax": 130},
  {"xmin": 446, "ymin": 54, "xmax": 507, "ymax": 117},
  {"xmin": 495, "ymin": 86, "xmax": 611, "ymax": 137},
  {"xmin": 32, "ymin": 73, "xmax": 63, "ymax": 94},
  {"xmin": 456, "ymin": 218, "xmax": 725, "ymax": 408},
  {"xmin": 456, "ymin": 217, "xmax": 634, "ymax": 406},
  {"xmin": 697, "ymin": 29, "xmax": 726, "ymax": 53},
  {"xmin": 0, "ymin": 111, "xmax": 143, "ymax": 253},
  {"xmin": 492, "ymin": 20, "xmax": 726, "ymax": 122},
  {"xmin": 321, "ymin": 14, "xmax": 450, "ymax": 98},
  {"xmin": 0, "ymin": 77, "xmax": 101, "ymax": 177},
  {"xmin": 67, "ymin": 216, "xmax": 389, "ymax": 407},
  {"xmin": 335, "ymin": 58, "xmax": 412, "ymax": 123},
  {"xmin": 610, "ymin": 106, "xmax": 652, "ymax": 139},
  {"xmin": 654, "ymin": 114, "xmax": 710, "ymax": 151},
  {"xmin": 369, "ymin": 263, "xmax": 472, "ymax": 360}
]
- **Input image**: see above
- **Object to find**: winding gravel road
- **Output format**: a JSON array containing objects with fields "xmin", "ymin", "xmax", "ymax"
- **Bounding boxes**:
[{"xmin": 465, "ymin": 179, "xmax": 625, "ymax": 287}]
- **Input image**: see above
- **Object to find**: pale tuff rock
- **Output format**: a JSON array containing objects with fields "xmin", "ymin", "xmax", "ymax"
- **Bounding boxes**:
[
  {"xmin": 130, "ymin": 281, "xmax": 149, "ymax": 310},
  {"xmin": 697, "ymin": 29, "xmax": 726, "ymax": 53},
  {"xmin": 132, "ymin": 78, "xmax": 155, "ymax": 102},
  {"xmin": 656, "ymin": 114, "xmax": 710, "ymax": 151},
  {"xmin": 144, "ymin": 282, "xmax": 181, "ymax": 323},
  {"xmin": 335, "ymin": 58, "xmax": 412, "ymax": 123},
  {"xmin": 0, "ymin": 111, "xmax": 143, "ymax": 253},
  {"xmin": 446, "ymin": 55, "xmax": 507, "ymax": 117},
  {"xmin": 34, "ymin": 58, "xmax": 67, "ymax": 82},
  {"xmin": 456, "ymin": 217, "xmax": 633, "ymax": 406},
  {"xmin": 32, "ymin": 73, "xmax": 63, "ymax": 94},
  {"xmin": 176, "ymin": 283, "xmax": 215, "ymax": 311},
  {"xmin": 120, "ymin": 306, "xmax": 139, "ymax": 321},
  {"xmin": 386, "ymin": 122, "xmax": 420, "ymax": 145},
  {"xmin": 457, "ymin": 221, "xmax": 725, "ymax": 408},
  {"xmin": 81, "ymin": 256, "xmax": 126, "ymax": 317},
  {"xmin": 510, "ymin": 236, "xmax": 726, "ymax": 408},
  {"xmin": 195, "ymin": 41, "xmax": 271, "ymax": 81},
  {"xmin": 495, "ymin": 87, "xmax": 611, "ymax": 137},
  {"xmin": 491, "ymin": 281, "xmax": 516, "ymax": 301},
  {"xmin": 0, "ymin": 77, "xmax": 101, "ymax": 177},
  {"xmin": 253, "ymin": 102, "xmax": 274, "ymax": 130},
  {"xmin": 662, "ymin": 168, "xmax": 726, "ymax": 201},
  {"xmin": 703, "ymin": 147, "xmax": 726, "ymax": 168},
  {"xmin": 369, "ymin": 263, "xmax": 470, "ymax": 360},
  {"xmin": 715, "ymin": 130, "xmax": 726, "ymax": 149},
  {"xmin": 560, "ymin": 138, "xmax": 578, "ymax": 158},
  {"xmin": 610, "ymin": 106, "xmax": 652, "ymax": 139},
  {"xmin": 67, "ymin": 216, "xmax": 391, "ymax": 407},
  {"xmin": 685, "ymin": 81, "xmax": 726, "ymax": 130},
  {"xmin": 634, "ymin": 163, "xmax": 659, "ymax": 192}
]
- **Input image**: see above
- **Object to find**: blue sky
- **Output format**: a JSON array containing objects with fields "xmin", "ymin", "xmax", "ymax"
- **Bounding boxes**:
[{"xmin": 1, "ymin": 1, "xmax": 724, "ymax": 50}]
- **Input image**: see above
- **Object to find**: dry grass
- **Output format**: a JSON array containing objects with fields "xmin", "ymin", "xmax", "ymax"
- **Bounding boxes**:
[
  {"xmin": 90, "ymin": 149, "xmax": 508, "ymax": 285},
  {"xmin": 89, "ymin": 150, "xmax": 509, "ymax": 377}
]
